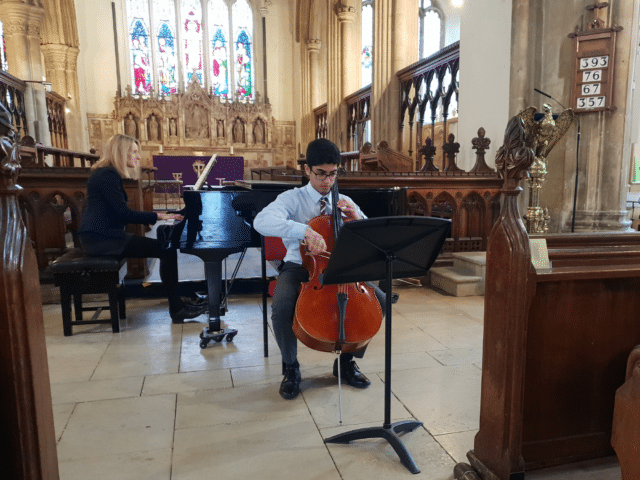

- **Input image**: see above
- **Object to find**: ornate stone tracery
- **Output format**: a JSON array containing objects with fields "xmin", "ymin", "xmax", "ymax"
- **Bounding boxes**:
[
  {"xmin": 113, "ymin": 77, "xmax": 275, "ymax": 150},
  {"xmin": 105, "ymin": 76, "xmax": 296, "ymax": 170}
]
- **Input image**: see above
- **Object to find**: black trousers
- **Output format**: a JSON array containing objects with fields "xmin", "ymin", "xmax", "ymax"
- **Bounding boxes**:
[
  {"xmin": 120, "ymin": 235, "xmax": 182, "ymax": 310},
  {"xmin": 80, "ymin": 232, "xmax": 183, "ymax": 311}
]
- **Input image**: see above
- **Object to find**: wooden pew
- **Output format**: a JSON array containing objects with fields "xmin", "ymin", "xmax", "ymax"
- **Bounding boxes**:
[
  {"xmin": 457, "ymin": 117, "xmax": 637, "ymax": 479},
  {"xmin": 1, "ymin": 112, "xmax": 59, "ymax": 479}
]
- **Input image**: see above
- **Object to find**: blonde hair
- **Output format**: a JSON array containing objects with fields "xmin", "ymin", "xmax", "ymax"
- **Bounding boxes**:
[{"xmin": 91, "ymin": 134, "xmax": 140, "ymax": 179}]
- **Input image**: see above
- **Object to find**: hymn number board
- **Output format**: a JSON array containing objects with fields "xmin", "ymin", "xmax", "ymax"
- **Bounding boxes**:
[{"xmin": 570, "ymin": 30, "xmax": 617, "ymax": 114}]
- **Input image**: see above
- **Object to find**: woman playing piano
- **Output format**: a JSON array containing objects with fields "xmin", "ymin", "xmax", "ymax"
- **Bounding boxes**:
[
  {"xmin": 78, "ymin": 134, "xmax": 206, "ymax": 323},
  {"xmin": 253, "ymin": 138, "xmax": 386, "ymax": 400}
]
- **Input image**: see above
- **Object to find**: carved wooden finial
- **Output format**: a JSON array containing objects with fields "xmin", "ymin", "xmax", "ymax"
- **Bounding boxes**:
[
  {"xmin": 442, "ymin": 133, "xmax": 463, "ymax": 172},
  {"xmin": 585, "ymin": 2, "xmax": 608, "ymax": 29},
  {"xmin": 419, "ymin": 137, "xmax": 438, "ymax": 172},
  {"xmin": 470, "ymin": 127, "xmax": 494, "ymax": 173},
  {"xmin": 495, "ymin": 116, "xmax": 535, "ymax": 190},
  {"xmin": 0, "ymin": 104, "xmax": 20, "ymax": 191}
]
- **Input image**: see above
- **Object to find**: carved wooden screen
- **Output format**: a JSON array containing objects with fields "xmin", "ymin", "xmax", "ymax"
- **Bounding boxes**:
[
  {"xmin": 345, "ymin": 86, "xmax": 371, "ymax": 152},
  {"xmin": 46, "ymin": 92, "xmax": 67, "ymax": 149},
  {"xmin": 397, "ymin": 42, "xmax": 459, "ymax": 168},
  {"xmin": 314, "ymin": 104, "xmax": 327, "ymax": 139},
  {"xmin": 0, "ymin": 71, "xmax": 28, "ymax": 138}
]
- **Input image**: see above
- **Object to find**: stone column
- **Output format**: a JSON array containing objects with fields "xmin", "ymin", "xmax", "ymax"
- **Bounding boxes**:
[
  {"xmin": 326, "ymin": 2, "xmax": 357, "ymax": 149},
  {"xmin": 0, "ymin": 2, "xmax": 50, "ymax": 145},
  {"xmin": 40, "ymin": 0, "xmax": 84, "ymax": 150},
  {"xmin": 308, "ymin": 39, "xmax": 321, "ymax": 109},
  {"xmin": 302, "ymin": 39, "xmax": 321, "ymax": 146},
  {"xmin": 335, "ymin": 4, "xmax": 357, "ymax": 99},
  {"xmin": 371, "ymin": 0, "xmax": 418, "ymax": 150},
  {"xmin": 260, "ymin": 7, "xmax": 269, "ymax": 103},
  {"xmin": 508, "ymin": 0, "xmax": 533, "ymax": 116}
]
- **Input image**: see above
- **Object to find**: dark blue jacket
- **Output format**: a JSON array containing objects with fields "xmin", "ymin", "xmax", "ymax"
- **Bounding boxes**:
[{"xmin": 78, "ymin": 166, "xmax": 157, "ymax": 255}]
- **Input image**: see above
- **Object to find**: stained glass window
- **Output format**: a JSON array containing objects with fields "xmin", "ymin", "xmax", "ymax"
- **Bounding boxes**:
[
  {"xmin": 128, "ymin": 0, "xmax": 153, "ymax": 95},
  {"xmin": 0, "ymin": 21, "xmax": 7, "ymax": 71},
  {"xmin": 124, "ymin": 0, "xmax": 254, "ymax": 100},
  {"xmin": 154, "ymin": 0, "xmax": 178, "ymax": 94},
  {"xmin": 419, "ymin": 0, "xmax": 442, "ymax": 60},
  {"xmin": 232, "ymin": 0, "xmax": 254, "ymax": 100},
  {"xmin": 182, "ymin": 0, "xmax": 204, "ymax": 85},
  {"xmin": 209, "ymin": 0, "xmax": 230, "ymax": 97},
  {"xmin": 361, "ymin": 1, "xmax": 373, "ymax": 87}
]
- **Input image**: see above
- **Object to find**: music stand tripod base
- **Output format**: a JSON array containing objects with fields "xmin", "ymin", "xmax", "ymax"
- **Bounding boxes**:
[
  {"xmin": 325, "ymin": 420, "xmax": 423, "ymax": 474},
  {"xmin": 319, "ymin": 216, "xmax": 450, "ymax": 475}
]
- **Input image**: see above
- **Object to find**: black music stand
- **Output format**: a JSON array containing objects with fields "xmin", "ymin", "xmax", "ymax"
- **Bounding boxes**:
[{"xmin": 322, "ymin": 216, "xmax": 451, "ymax": 475}]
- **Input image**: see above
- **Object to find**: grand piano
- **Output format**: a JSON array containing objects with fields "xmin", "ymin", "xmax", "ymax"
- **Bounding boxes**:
[{"xmin": 171, "ymin": 179, "xmax": 407, "ymax": 350}]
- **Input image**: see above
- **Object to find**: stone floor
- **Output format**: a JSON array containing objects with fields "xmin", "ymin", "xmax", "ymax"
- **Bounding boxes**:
[{"xmin": 42, "ymin": 284, "xmax": 621, "ymax": 480}]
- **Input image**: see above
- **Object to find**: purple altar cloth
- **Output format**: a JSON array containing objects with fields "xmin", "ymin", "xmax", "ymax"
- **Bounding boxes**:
[{"xmin": 153, "ymin": 155, "xmax": 244, "ymax": 187}]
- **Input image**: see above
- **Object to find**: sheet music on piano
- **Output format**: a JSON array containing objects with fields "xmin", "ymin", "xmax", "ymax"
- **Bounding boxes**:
[{"xmin": 193, "ymin": 154, "xmax": 218, "ymax": 190}]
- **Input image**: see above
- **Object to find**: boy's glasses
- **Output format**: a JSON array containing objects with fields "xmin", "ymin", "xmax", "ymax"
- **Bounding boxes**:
[{"xmin": 311, "ymin": 169, "xmax": 338, "ymax": 181}]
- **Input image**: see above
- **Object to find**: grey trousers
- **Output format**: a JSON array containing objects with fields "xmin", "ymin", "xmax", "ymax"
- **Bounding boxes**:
[{"xmin": 271, "ymin": 261, "xmax": 386, "ymax": 366}]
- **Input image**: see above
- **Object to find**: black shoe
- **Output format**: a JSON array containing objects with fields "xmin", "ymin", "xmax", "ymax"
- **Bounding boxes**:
[
  {"xmin": 170, "ymin": 302, "xmax": 207, "ymax": 324},
  {"xmin": 279, "ymin": 361, "xmax": 301, "ymax": 400},
  {"xmin": 333, "ymin": 358, "xmax": 371, "ymax": 388}
]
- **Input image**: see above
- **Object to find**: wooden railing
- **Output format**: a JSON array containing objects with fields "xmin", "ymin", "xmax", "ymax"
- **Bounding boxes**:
[
  {"xmin": 0, "ymin": 70, "xmax": 28, "ymax": 138},
  {"xmin": 20, "ymin": 142, "xmax": 100, "ymax": 168},
  {"xmin": 45, "ymin": 91, "xmax": 68, "ymax": 149},
  {"xmin": 397, "ymin": 41, "xmax": 459, "ymax": 167}
]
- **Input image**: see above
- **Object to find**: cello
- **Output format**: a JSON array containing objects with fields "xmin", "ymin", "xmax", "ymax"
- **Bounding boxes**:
[{"xmin": 292, "ymin": 176, "xmax": 383, "ymax": 355}]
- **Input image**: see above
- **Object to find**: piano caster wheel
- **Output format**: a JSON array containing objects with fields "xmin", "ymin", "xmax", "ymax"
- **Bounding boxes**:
[{"xmin": 199, "ymin": 328, "xmax": 237, "ymax": 348}]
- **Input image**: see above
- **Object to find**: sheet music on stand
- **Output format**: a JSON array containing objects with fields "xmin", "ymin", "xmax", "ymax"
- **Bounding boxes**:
[{"xmin": 193, "ymin": 154, "xmax": 218, "ymax": 191}]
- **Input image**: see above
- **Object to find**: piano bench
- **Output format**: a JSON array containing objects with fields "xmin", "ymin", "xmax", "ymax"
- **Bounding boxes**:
[{"xmin": 50, "ymin": 248, "xmax": 127, "ymax": 336}]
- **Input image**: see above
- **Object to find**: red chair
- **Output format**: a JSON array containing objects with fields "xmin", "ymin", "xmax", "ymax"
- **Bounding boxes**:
[
  {"xmin": 260, "ymin": 236, "xmax": 287, "ymax": 357},
  {"xmin": 263, "ymin": 236, "xmax": 287, "ymax": 296}
]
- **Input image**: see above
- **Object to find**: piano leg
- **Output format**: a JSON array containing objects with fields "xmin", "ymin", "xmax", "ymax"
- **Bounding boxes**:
[{"xmin": 199, "ymin": 260, "xmax": 238, "ymax": 349}]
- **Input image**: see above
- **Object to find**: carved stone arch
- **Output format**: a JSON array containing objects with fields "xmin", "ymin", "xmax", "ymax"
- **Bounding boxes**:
[
  {"xmin": 122, "ymin": 110, "xmax": 141, "ymax": 138},
  {"xmin": 182, "ymin": 81, "xmax": 212, "ymax": 141},
  {"xmin": 421, "ymin": 0, "xmax": 446, "ymax": 53},
  {"xmin": 296, "ymin": 0, "xmax": 323, "ymax": 43},
  {"xmin": 460, "ymin": 191, "xmax": 486, "ymax": 240},
  {"xmin": 407, "ymin": 191, "xmax": 428, "ymax": 216},
  {"xmin": 232, "ymin": 116, "xmax": 246, "ymax": 144},
  {"xmin": 145, "ymin": 109, "xmax": 164, "ymax": 143}
]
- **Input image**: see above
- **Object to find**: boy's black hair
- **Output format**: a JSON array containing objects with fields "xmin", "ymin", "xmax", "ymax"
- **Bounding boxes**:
[{"xmin": 305, "ymin": 138, "xmax": 340, "ymax": 168}]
